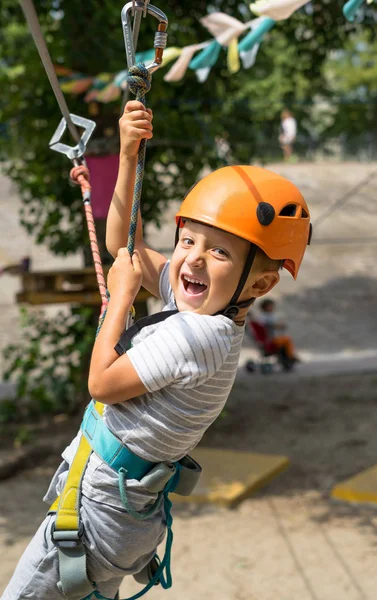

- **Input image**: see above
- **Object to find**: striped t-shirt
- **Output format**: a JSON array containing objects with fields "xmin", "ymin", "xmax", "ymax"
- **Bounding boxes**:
[
  {"xmin": 51, "ymin": 261, "xmax": 244, "ymax": 509},
  {"xmin": 103, "ymin": 260, "xmax": 245, "ymax": 462}
]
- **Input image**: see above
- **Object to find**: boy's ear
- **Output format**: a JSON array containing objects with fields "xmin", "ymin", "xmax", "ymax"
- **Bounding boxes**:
[{"xmin": 250, "ymin": 270, "xmax": 280, "ymax": 298}]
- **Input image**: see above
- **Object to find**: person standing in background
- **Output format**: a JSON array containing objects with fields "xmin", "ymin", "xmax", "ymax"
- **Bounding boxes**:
[{"xmin": 279, "ymin": 109, "xmax": 297, "ymax": 162}]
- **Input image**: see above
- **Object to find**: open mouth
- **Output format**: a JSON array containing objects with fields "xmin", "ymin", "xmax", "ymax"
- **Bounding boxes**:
[{"xmin": 181, "ymin": 274, "xmax": 208, "ymax": 296}]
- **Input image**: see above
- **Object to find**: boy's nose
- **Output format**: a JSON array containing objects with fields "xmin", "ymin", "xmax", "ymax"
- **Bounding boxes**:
[{"xmin": 185, "ymin": 248, "xmax": 205, "ymax": 267}]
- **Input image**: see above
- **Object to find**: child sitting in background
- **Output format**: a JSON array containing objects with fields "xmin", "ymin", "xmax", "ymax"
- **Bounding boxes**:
[{"xmin": 258, "ymin": 298, "xmax": 299, "ymax": 366}]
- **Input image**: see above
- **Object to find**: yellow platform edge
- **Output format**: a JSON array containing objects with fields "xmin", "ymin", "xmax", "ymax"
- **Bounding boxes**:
[
  {"xmin": 172, "ymin": 451, "xmax": 290, "ymax": 509},
  {"xmin": 331, "ymin": 463, "xmax": 377, "ymax": 505}
]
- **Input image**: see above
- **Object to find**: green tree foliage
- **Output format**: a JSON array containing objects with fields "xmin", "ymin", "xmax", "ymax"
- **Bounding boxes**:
[
  {"xmin": 324, "ymin": 29, "xmax": 377, "ymax": 142},
  {"xmin": 1, "ymin": 307, "xmax": 95, "ymax": 423},
  {"xmin": 1, "ymin": 0, "xmax": 375, "ymax": 254}
]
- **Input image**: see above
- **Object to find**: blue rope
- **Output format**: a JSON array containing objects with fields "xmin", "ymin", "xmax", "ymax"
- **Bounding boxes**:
[
  {"xmin": 85, "ymin": 495, "xmax": 173, "ymax": 600},
  {"xmin": 85, "ymin": 465, "xmax": 181, "ymax": 600},
  {"xmin": 125, "ymin": 63, "xmax": 152, "ymax": 255},
  {"xmin": 95, "ymin": 64, "xmax": 151, "ymax": 336}
]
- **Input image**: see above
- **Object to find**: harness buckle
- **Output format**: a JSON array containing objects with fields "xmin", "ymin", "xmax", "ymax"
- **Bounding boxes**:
[
  {"xmin": 49, "ymin": 114, "xmax": 96, "ymax": 161},
  {"xmin": 121, "ymin": 1, "xmax": 168, "ymax": 73},
  {"xmin": 51, "ymin": 522, "xmax": 85, "ymax": 549}
]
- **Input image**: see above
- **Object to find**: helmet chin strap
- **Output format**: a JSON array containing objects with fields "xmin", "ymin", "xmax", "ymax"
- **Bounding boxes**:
[{"xmin": 217, "ymin": 243, "xmax": 257, "ymax": 321}]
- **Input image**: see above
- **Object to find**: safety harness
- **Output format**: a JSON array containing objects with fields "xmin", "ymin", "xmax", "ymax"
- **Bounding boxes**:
[{"xmin": 48, "ymin": 308, "xmax": 202, "ymax": 600}]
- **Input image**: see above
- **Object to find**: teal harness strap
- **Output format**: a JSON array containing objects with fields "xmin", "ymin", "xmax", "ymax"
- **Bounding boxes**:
[
  {"xmin": 81, "ymin": 401, "xmax": 155, "ymax": 478},
  {"xmin": 117, "ymin": 465, "xmax": 181, "ymax": 599}
]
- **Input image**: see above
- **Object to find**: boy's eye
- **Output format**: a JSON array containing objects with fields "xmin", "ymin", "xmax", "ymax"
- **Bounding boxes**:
[
  {"xmin": 213, "ymin": 247, "xmax": 229, "ymax": 258},
  {"xmin": 181, "ymin": 237, "xmax": 194, "ymax": 246}
]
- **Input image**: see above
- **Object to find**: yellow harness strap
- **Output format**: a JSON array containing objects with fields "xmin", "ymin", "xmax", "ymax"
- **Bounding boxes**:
[{"xmin": 50, "ymin": 402, "xmax": 105, "ymax": 531}]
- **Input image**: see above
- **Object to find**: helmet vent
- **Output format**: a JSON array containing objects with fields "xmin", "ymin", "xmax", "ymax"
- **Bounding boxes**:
[
  {"xmin": 279, "ymin": 204, "xmax": 297, "ymax": 217},
  {"xmin": 301, "ymin": 208, "xmax": 309, "ymax": 218}
]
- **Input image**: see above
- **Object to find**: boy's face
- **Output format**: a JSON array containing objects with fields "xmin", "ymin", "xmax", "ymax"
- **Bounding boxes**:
[{"xmin": 170, "ymin": 220, "xmax": 251, "ymax": 316}]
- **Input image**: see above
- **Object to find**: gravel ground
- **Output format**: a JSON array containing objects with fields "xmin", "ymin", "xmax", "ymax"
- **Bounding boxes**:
[{"xmin": 1, "ymin": 369, "xmax": 377, "ymax": 600}]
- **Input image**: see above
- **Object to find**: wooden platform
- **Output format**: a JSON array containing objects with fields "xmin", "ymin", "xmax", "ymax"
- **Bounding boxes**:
[
  {"xmin": 172, "ymin": 448, "xmax": 289, "ymax": 508},
  {"xmin": 16, "ymin": 267, "xmax": 150, "ymax": 306},
  {"xmin": 331, "ymin": 464, "xmax": 377, "ymax": 505}
]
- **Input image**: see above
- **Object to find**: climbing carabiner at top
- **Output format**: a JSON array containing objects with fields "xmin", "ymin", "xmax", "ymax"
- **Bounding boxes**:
[
  {"xmin": 121, "ymin": 1, "xmax": 168, "ymax": 73},
  {"xmin": 132, "ymin": 0, "xmax": 150, "ymax": 17}
]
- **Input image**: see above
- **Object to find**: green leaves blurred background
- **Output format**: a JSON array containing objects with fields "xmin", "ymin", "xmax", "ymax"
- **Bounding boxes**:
[{"xmin": 1, "ymin": 0, "xmax": 376, "ymax": 255}]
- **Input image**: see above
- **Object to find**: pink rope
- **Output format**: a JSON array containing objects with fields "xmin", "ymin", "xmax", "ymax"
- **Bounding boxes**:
[{"xmin": 70, "ymin": 165, "xmax": 108, "ymax": 318}]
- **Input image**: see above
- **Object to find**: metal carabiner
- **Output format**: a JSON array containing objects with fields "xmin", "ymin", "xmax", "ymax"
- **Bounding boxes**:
[
  {"xmin": 49, "ymin": 114, "xmax": 96, "ymax": 162},
  {"xmin": 121, "ymin": 1, "xmax": 168, "ymax": 73},
  {"xmin": 132, "ymin": 0, "xmax": 150, "ymax": 17}
]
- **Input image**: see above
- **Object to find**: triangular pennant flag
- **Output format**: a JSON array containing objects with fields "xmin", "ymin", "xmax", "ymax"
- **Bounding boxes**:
[
  {"xmin": 161, "ymin": 47, "xmax": 183, "ymax": 67},
  {"xmin": 250, "ymin": 0, "xmax": 310, "ymax": 20},
  {"xmin": 201, "ymin": 12, "xmax": 250, "ymax": 46},
  {"xmin": 164, "ymin": 43, "xmax": 209, "ymax": 82},
  {"xmin": 135, "ymin": 46, "xmax": 182, "ymax": 68},
  {"xmin": 227, "ymin": 37, "xmax": 240, "ymax": 73},
  {"xmin": 91, "ymin": 73, "xmax": 113, "ymax": 89},
  {"xmin": 60, "ymin": 77, "xmax": 93, "ymax": 95},
  {"xmin": 238, "ymin": 17, "xmax": 275, "ymax": 52},
  {"xmin": 240, "ymin": 44, "xmax": 260, "ymax": 69},
  {"xmin": 196, "ymin": 67, "xmax": 211, "ymax": 83},
  {"xmin": 90, "ymin": 84, "xmax": 121, "ymax": 104},
  {"xmin": 189, "ymin": 40, "xmax": 222, "ymax": 71},
  {"xmin": 113, "ymin": 70, "xmax": 128, "ymax": 87},
  {"xmin": 343, "ymin": 0, "xmax": 366, "ymax": 21},
  {"xmin": 54, "ymin": 65, "xmax": 75, "ymax": 76},
  {"xmin": 135, "ymin": 49, "xmax": 156, "ymax": 64}
]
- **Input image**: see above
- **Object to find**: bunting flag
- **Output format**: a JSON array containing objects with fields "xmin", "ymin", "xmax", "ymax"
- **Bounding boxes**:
[
  {"xmin": 55, "ymin": 1, "xmax": 369, "ymax": 102},
  {"xmin": 164, "ymin": 42, "xmax": 210, "ymax": 82},
  {"xmin": 238, "ymin": 17, "xmax": 275, "ymax": 51},
  {"xmin": 342, "ymin": 0, "xmax": 366, "ymax": 21},
  {"xmin": 200, "ymin": 12, "xmax": 252, "ymax": 45},
  {"xmin": 186, "ymin": 12, "xmax": 257, "ymax": 81},
  {"xmin": 228, "ymin": 37, "xmax": 241, "ymax": 73},
  {"xmin": 250, "ymin": 0, "xmax": 310, "ymax": 20}
]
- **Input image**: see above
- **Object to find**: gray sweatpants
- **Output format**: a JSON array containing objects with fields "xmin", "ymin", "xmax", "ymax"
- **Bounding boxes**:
[{"xmin": 2, "ymin": 493, "xmax": 166, "ymax": 600}]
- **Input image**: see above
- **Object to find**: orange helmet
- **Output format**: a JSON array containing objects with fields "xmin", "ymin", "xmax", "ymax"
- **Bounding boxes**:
[{"xmin": 176, "ymin": 165, "xmax": 311, "ymax": 279}]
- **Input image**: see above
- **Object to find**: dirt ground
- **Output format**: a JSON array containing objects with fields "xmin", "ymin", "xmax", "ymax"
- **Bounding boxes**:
[{"xmin": 1, "ymin": 368, "xmax": 377, "ymax": 600}]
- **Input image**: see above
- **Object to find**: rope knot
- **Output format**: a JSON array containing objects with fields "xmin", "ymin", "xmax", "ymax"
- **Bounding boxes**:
[
  {"xmin": 127, "ymin": 63, "xmax": 152, "ymax": 98},
  {"xmin": 70, "ymin": 165, "xmax": 91, "ymax": 194}
]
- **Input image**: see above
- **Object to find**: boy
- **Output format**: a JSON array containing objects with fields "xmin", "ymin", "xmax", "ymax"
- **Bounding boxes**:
[{"xmin": 2, "ymin": 101, "xmax": 311, "ymax": 600}]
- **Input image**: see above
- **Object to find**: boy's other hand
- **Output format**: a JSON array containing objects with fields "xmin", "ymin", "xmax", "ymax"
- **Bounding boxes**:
[
  {"xmin": 119, "ymin": 100, "xmax": 153, "ymax": 159},
  {"xmin": 107, "ymin": 249, "xmax": 143, "ymax": 303}
]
